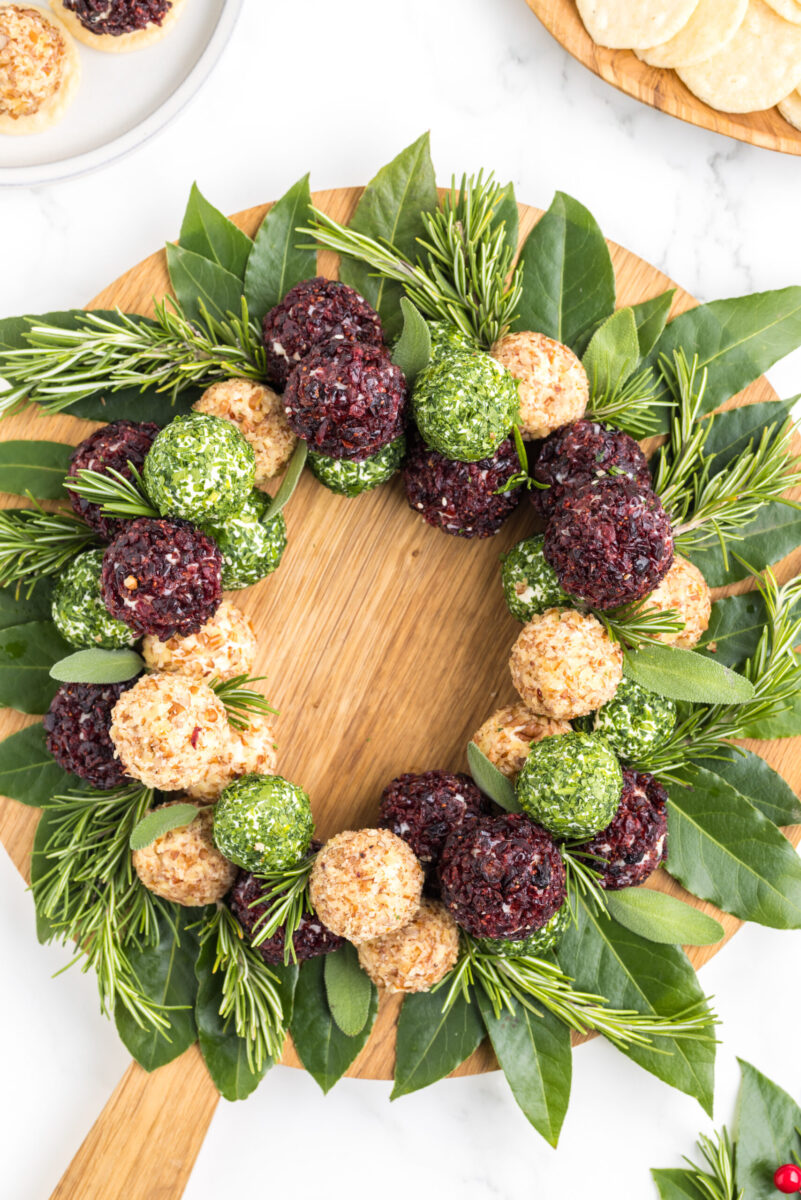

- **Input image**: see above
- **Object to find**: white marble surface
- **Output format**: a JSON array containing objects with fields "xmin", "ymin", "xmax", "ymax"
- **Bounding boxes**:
[{"xmin": 2, "ymin": 1, "xmax": 801, "ymax": 1197}]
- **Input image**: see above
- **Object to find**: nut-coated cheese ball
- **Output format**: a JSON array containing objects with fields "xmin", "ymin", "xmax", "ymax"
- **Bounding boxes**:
[
  {"xmin": 142, "ymin": 599, "xmax": 257, "ymax": 682},
  {"xmin": 213, "ymin": 774, "xmax": 314, "ymax": 873},
  {"xmin": 357, "ymin": 899, "xmax": 460, "ymax": 993},
  {"xmin": 132, "ymin": 801, "xmax": 237, "ymax": 907},
  {"xmin": 309, "ymin": 828, "xmax": 424, "ymax": 944},
  {"xmin": 143, "ymin": 413, "xmax": 255, "ymax": 523},
  {"xmin": 52, "ymin": 549, "xmax": 137, "ymax": 649},
  {"xmin": 515, "ymin": 731, "xmax": 623, "ymax": 840},
  {"xmin": 185, "ymin": 711, "xmax": 278, "ymax": 801},
  {"xmin": 643, "ymin": 556, "xmax": 711, "ymax": 649},
  {"xmin": 509, "ymin": 608, "xmax": 623, "ymax": 720},
  {"xmin": 491, "ymin": 331, "xmax": 588, "ymax": 440},
  {"xmin": 194, "ymin": 378, "xmax": 297, "ymax": 486},
  {"xmin": 472, "ymin": 701, "xmax": 572, "ymax": 780}
]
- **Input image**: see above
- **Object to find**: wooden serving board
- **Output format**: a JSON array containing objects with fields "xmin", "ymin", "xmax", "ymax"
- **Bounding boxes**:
[
  {"xmin": 525, "ymin": 0, "xmax": 801, "ymax": 156},
  {"xmin": 1, "ymin": 188, "xmax": 800, "ymax": 1199}
]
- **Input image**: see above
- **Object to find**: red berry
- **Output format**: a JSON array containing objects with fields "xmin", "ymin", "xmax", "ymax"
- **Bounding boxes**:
[{"xmin": 774, "ymin": 1163, "xmax": 801, "ymax": 1193}]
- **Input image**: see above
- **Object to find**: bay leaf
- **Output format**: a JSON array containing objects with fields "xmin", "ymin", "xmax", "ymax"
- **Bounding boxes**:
[
  {"xmin": 165, "ymin": 244, "xmax": 244, "ymax": 324},
  {"xmin": 685, "ymin": 503, "xmax": 801, "ymax": 589},
  {"xmin": 323, "ymin": 943, "xmax": 373, "ymax": 1037},
  {"xmin": 0, "ymin": 723, "xmax": 78, "ymax": 807},
  {"xmin": 604, "ymin": 888, "xmax": 724, "ymax": 947},
  {"xmin": 179, "ymin": 183, "xmax": 253, "ymax": 281},
  {"xmin": 0, "ymin": 621, "xmax": 73, "ymax": 714},
  {"xmin": 490, "ymin": 180, "xmax": 519, "ymax": 261},
  {"xmin": 582, "ymin": 306, "xmax": 640, "ymax": 396},
  {"xmin": 697, "ymin": 592, "xmax": 767, "ymax": 668},
  {"xmin": 391, "ymin": 297, "xmax": 431, "ymax": 385},
  {"xmin": 703, "ymin": 397, "xmax": 798, "ymax": 470},
  {"xmin": 244, "ymin": 173, "xmax": 317, "ymax": 318},
  {"xmin": 195, "ymin": 936, "xmax": 272, "ymax": 1101},
  {"xmin": 631, "ymin": 290, "xmax": 675, "ymax": 359},
  {"xmin": 623, "ymin": 642, "xmax": 754, "ymax": 704},
  {"xmin": 290, "ymin": 955, "xmax": 377, "ymax": 1094},
  {"xmin": 262, "ymin": 439, "xmax": 308, "ymax": 522},
  {"xmin": 697, "ymin": 749, "xmax": 801, "ymax": 827},
  {"xmin": 0, "ymin": 580, "xmax": 53, "ymax": 632},
  {"xmin": 391, "ymin": 988, "xmax": 485, "ymax": 1099},
  {"xmin": 651, "ymin": 1170, "xmax": 708, "ymax": 1200},
  {"xmin": 0, "ymin": 441, "xmax": 72, "ymax": 500}
]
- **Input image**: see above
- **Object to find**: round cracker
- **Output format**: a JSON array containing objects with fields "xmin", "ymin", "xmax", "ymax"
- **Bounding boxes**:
[
  {"xmin": 576, "ymin": 0, "xmax": 700, "ymax": 49},
  {"xmin": 0, "ymin": 3, "xmax": 81, "ymax": 135},
  {"xmin": 49, "ymin": 0, "xmax": 186, "ymax": 53},
  {"xmin": 778, "ymin": 89, "xmax": 801, "ymax": 129},
  {"xmin": 678, "ymin": 0, "xmax": 801, "ymax": 113},
  {"xmin": 764, "ymin": 0, "xmax": 801, "ymax": 23},
  {"xmin": 638, "ymin": 0, "xmax": 748, "ymax": 68}
]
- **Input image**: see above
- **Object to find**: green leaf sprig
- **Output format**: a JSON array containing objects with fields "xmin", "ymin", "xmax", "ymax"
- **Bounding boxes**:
[
  {"xmin": 623, "ymin": 642, "xmax": 755, "ymax": 705},
  {"xmin": 129, "ymin": 803, "xmax": 201, "ymax": 851},
  {"xmin": 50, "ymin": 648, "xmax": 145, "ymax": 685},
  {"xmin": 324, "ymin": 943, "xmax": 374, "ymax": 1037},
  {"xmin": 248, "ymin": 850, "xmax": 317, "ymax": 964},
  {"xmin": 582, "ymin": 307, "xmax": 669, "ymax": 438},
  {"xmin": 262, "ymin": 439, "xmax": 308, "ymax": 523},
  {"xmin": 64, "ymin": 464, "xmax": 158, "ymax": 520},
  {"xmin": 209, "ymin": 674, "xmax": 278, "ymax": 731},
  {"xmin": 598, "ymin": 601, "xmax": 687, "ymax": 650},
  {"xmin": 0, "ymin": 504, "xmax": 97, "ymax": 593}
]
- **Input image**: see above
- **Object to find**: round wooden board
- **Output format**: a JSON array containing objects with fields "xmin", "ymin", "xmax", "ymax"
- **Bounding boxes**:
[
  {"xmin": 525, "ymin": 0, "xmax": 801, "ymax": 156},
  {"xmin": 2, "ymin": 188, "xmax": 800, "ymax": 1199}
]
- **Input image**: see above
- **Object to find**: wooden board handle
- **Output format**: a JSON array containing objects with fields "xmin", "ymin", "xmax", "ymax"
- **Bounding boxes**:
[{"xmin": 50, "ymin": 1047, "xmax": 219, "ymax": 1200}]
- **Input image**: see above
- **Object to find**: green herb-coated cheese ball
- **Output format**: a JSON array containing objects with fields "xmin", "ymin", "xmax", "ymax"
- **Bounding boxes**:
[
  {"xmin": 51, "ymin": 549, "xmax": 137, "ymax": 649},
  {"xmin": 516, "ymin": 731, "xmax": 622, "ymax": 840},
  {"xmin": 501, "ymin": 535, "xmax": 572, "ymax": 622},
  {"xmin": 308, "ymin": 435, "xmax": 406, "ymax": 497},
  {"xmin": 476, "ymin": 901, "xmax": 570, "ymax": 958},
  {"xmin": 412, "ymin": 348, "xmax": 519, "ymax": 462},
  {"xmin": 427, "ymin": 321, "xmax": 480, "ymax": 363},
  {"xmin": 201, "ymin": 489, "xmax": 287, "ymax": 589},
  {"xmin": 575, "ymin": 677, "xmax": 677, "ymax": 761},
  {"xmin": 213, "ymin": 773, "xmax": 314, "ymax": 873},
  {"xmin": 144, "ymin": 413, "xmax": 256, "ymax": 523}
]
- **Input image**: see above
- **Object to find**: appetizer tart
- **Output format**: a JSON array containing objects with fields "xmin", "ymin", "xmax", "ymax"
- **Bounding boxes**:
[
  {"xmin": 0, "ymin": 2, "xmax": 80, "ymax": 134},
  {"xmin": 50, "ymin": 0, "xmax": 186, "ymax": 52}
]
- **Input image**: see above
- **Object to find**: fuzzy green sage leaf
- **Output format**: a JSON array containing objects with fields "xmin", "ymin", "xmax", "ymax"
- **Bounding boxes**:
[
  {"xmin": 263, "ymin": 439, "xmax": 308, "ymax": 522},
  {"xmin": 605, "ymin": 889, "xmax": 724, "ymax": 947},
  {"xmin": 391, "ymin": 297, "xmax": 431, "ymax": 385},
  {"xmin": 467, "ymin": 741, "xmax": 520, "ymax": 812},
  {"xmin": 624, "ymin": 643, "xmax": 755, "ymax": 705},
  {"xmin": 50, "ymin": 648, "xmax": 144, "ymax": 685},
  {"xmin": 324, "ymin": 943, "xmax": 373, "ymax": 1037},
  {"xmin": 129, "ymin": 803, "xmax": 199, "ymax": 851}
]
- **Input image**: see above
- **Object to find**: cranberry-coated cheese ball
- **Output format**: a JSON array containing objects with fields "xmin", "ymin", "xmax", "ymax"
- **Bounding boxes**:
[
  {"xmin": 509, "ymin": 609, "xmax": 623, "ymax": 720},
  {"xmin": 377, "ymin": 770, "xmax": 488, "ymax": 868},
  {"xmin": 67, "ymin": 419, "xmax": 160, "ymax": 541},
  {"xmin": 44, "ymin": 680, "xmax": 136, "ymax": 790},
  {"xmin": 643, "ymin": 556, "xmax": 712, "ymax": 649},
  {"xmin": 142, "ymin": 599, "xmax": 257, "ymax": 682},
  {"xmin": 193, "ymin": 378, "xmax": 297, "ymax": 486},
  {"xmin": 403, "ymin": 432, "xmax": 521, "ymax": 538},
  {"xmin": 574, "ymin": 769, "xmax": 668, "ymax": 890},
  {"xmin": 490, "ymin": 331, "xmax": 588, "ymax": 440},
  {"xmin": 472, "ymin": 701, "xmax": 572, "ymax": 780},
  {"xmin": 185, "ymin": 711, "xmax": 278, "ymax": 802},
  {"xmin": 531, "ymin": 419, "xmax": 652, "ymax": 520},
  {"xmin": 109, "ymin": 673, "xmax": 228, "ymax": 791},
  {"xmin": 309, "ymin": 829, "xmax": 424, "ymax": 944},
  {"xmin": 229, "ymin": 868, "xmax": 344, "ymax": 965},
  {"xmin": 357, "ymin": 899, "xmax": 460, "ymax": 993},
  {"xmin": 132, "ymin": 801, "xmax": 237, "ymax": 907}
]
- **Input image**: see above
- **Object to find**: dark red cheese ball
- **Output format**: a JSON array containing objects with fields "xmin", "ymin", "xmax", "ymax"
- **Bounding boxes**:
[
  {"xmin": 403, "ymin": 432, "xmax": 522, "ymax": 539},
  {"xmin": 284, "ymin": 340, "xmax": 406, "ymax": 461},
  {"xmin": 261, "ymin": 277, "xmax": 384, "ymax": 388},
  {"xmin": 574, "ymin": 768, "xmax": 668, "ymax": 890},
  {"xmin": 68, "ymin": 419, "xmax": 160, "ymax": 542},
  {"xmin": 532, "ymin": 419, "xmax": 652, "ymax": 520},
  {"xmin": 378, "ymin": 770, "xmax": 489, "ymax": 870},
  {"xmin": 101, "ymin": 517, "xmax": 222, "ymax": 640},
  {"xmin": 544, "ymin": 477, "xmax": 674, "ymax": 610},
  {"xmin": 439, "ymin": 812, "xmax": 566, "ymax": 940},
  {"xmin": 63, "ymin": 0, "xmax": 172, "ymax": 35},
  {"xmin": 43, "ymin": 680, "xmax": 136, "ymax": 790},
  {"xmin": 229, "ymin": 870, "xmax": 344, "ymax": 965}
]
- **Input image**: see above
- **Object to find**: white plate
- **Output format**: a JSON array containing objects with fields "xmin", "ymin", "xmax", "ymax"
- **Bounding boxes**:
[{"xmin": 0, "ymin": 0, "xmax": 242, "ymax": 186}]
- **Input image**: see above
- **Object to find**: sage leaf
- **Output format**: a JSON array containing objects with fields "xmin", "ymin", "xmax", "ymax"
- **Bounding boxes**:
[
  {"xmin": 623, "ymin": 642, "xmax": 754, "ymax": 704},
  {"xmin": 735, "ymin": 1059, "xmax": 801, "ymax": 1200},
  {"xmin": 558, "ymin": 899, "xmax": 715, "ymax": 1113},
  {"xmin": 195, "ymin": 936, "xmax": 272, "ymax": 1099},
  {"xmin": 651, "ymin": 1170, "xmax": 708, "ymax": 1200},
  {"xmin": 291, "ymin": 955, "xmax": 377, "ymax": 1093},
  {"xmin": 467, "ymin": 741, "xmax": 520, "ymax": 812},
  {"xmin": 631, "ymin": 290, "xmax": 675, "ymax": 359},
  {"xmin": 703, "ymin": 397, "xmax": 798, "ymax": 471},
  {"xmin": 583, "ymin": 307, "xmax": 640, "ymax": 396},
  {"xmin": 391, "ymin": 297, "xmax": 431, "ymax": 385},
  {"xmin": 514, "ymin": 191, "xmax": 616, "ymax": 353},
  {"xmin": 262, "ymin": 439, "xmax": 308, "ymax": 522},
  {"xmin": 245, "ymin": 174, "xmax": 317, "ymax": 318},
  {"xmin": 476, "ymin": 989, "xmax": 572, "ymax": 1147},
  {"xmin": 0, "ymin": 621, "xmax": 72, "ymax": 714},
  {"xmin": 165, "ymin": 244, "xmax": 244, "ymax": 325},
  {"xmin": 647, "ymin": 287, "xmax": 801, "ymax": 416},
  {"xmin": 50, "ymin": 648, "xmax": 144, "ymax": 685},
  {"xmin": 324, "ymin": 944, "xmax": 373, "ymax": 1037},
  {"xmin": 391, "ymin": 988, "xmax": 485, "ymax": 1099},
  {"xmin": 696, "ymin": 749, "xmax": 801, "ymax": 828},
  {"xmin": 179, "ymin": 183, "xmax": 253, "ymax": 281},
  {"xmin": 0, "ymin": 441, "xmax": 73, "ymax": 499},
  {"xmin": 339, "ymin": 132, "xmax": 438, "ymax": 341},
  {"xmin": 129, "ymin": 803, "xmax": 200, "ymax": 851},
  {"xmin": 666, "ymin": 767, "xmax": 801, "ymax": 929},
  {"xmin": 697, "ymin": 592, "xmax": 768, "ymax": 668},
  {"xmin": 115, "ymin": 906, "xmax": 200, "ymax": 1071},
  {"xmin": 0, "ymin": 580, "xmax": 53, "ymax": 632},
  {"xmin": 604, "ymin": 889, "xmax": 724, "ymax": 947},
  {"xmin": 0, "ymin": 724, "xmax": 78, "ymax": 807}
]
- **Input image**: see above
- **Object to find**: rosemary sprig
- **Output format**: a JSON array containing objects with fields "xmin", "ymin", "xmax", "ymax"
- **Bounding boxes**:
[
  {"xmin": 249, "ymin": 850, "xmax": 317, "ymax": 964},
  {"xmin": 586, "ymin": 365, "xmax": 665, "ymax": 439},
  {"xmin": 209, "ymin": 675, "xmax": 278, "ymax": 731},
  {"xmin": 598, "ymin": 600, "xmax": 687, "ymax": 649},
  {"xmin": 680, "ymin": 1128, "xmax": 742, "ymax": 1200},
  {"xmin": 202, "ymin": 905, "xmax": 289, "ymax": 1071},
  {"xmin": 653, "ymin": 352, "xmax": 801, "ymax": 564},
  {"xmin": 65, "ymin": 465, "xmax": 159, "ymax": 520},
  {"xmin": 0, "ymin": 503, "xmax": 98, "ymax": 593},
  {"xmin": 0, "ymin": 297, "xmax": 267, "ymax": 416},
  {"xmin": 562, "ymin": 847, "xmax": 608, "ymax": 920},
  {"xmin": 438, "ymin": 936, "xmax": 716, "ymax": 1049},
  {"xmin": 32, "ymin": 784, "xmax": 168, "ymax": 1031},
  {"xmin": 304, "ymin": 171, "xmax": 522, "ymax": 348}
]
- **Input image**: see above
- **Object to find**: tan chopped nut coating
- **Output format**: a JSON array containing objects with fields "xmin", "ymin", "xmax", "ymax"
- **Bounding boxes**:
[
  {"xmin": 0, "ymin": 5, "xmax": 66, "ymax": 118},
  {"xmin": 194, "ymin": 378, "xmax": 297, "ymax": 486},
  {"xmin": 132, "ymin": 800, "xmax": 237, "ymax": 907},
  {"xmin": 509, "ymin": 608, "xmax": 623, "ymax": 720},
  {"xmin": 142, "ymin": 599, "xmax": 257, "ymax": 682},
  {"xmin": 185, "ymin": 711, "xmax": 278, "ymax": 801},
  {"xmin": 473, "ymin": 701, "xmax": 572, "ymax": 780},
  {"xmin": 109, "ymin": 673, "xmax": 229, "ymax": 791},
  {"xmin": 309, "ymin": 828, "xmax": 424, "ymax": 944},
  {"xmin": 491, "ymin": 331, "xmax": 588, "ymax": 440},
  {"xmin": 357, "ymin": 899, "xmax": 460, "ymax": 993},
  {"xmin": 644, "ymin": 556, "xmax": 712, "ymax": 649}
]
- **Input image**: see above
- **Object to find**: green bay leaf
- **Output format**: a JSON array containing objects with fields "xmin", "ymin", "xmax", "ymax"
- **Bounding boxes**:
[
  {"xmin": 0, "ymin": 441, "xmax": 73, "ymax": 499},
  {"xmin": 291, "ymin": 956, "xmax": 377, "ymax": 1094},
  {"xmin": 245, "ymin": 174, "xmax": 317, "ymax": 318},
  {"xmin": 179, "ymin": 183, "xmax": 253, "ymax": 280},
  {"xmin": 391, "ymin": 297, "xmax": 431, "ymax": 385},
  {"xmin": 735, "ymin": 1059, "xmax": 801, "ymax": 1199},
  {"xmin": 651, "ymin": 1169, "xmax": 709, "ymax": 1200},
  {"xmin": 703, "ymin": 397, "xmax": 798, "ymax": 470},
  {"xmin": 0, "ymin": 580, "xmax": 53, "ymax": 632},
  {"xmin": 583, "ymin": 306, "xmax": 640, "ymax": 397},
  {"xmin": 623, "ymin": 642, "xmax": 754, "ymax": 704},
  {"xmin": 0, "ymin": 723, "xmax": 79, "ymax": 807},
  {"xmin": 697, "ymin": 592, "xmax": 767, "ymax": 668},
  {"xmin": 194, "ymin": 935, "xmax": 273, "ymax": 1100},
  {"xmin": 697, "ymin": 749, "xmax": 801, "ymax": 827},
  {"xmin": 165, "ymin": 244, "xmax": 244, "ymax": 324},
  {"xmin": 0, "ymin": 621, "xmax": 73, "ymax": 714},
  {"xmin": 262, "ymin": 439, "xmax": 308, "ymax": 522},
  {"xmin": 324, "ymin": 943, "xmax": 373, "ymax": 1037},
  {"xmin": 631, "ymin": 290, "xmax": 675, "ymax": 359},
  {"xmin": 391, "ymin": 988, "xmax": 485, "ymax": 1099},
  {"xmin": 604, "ymin": 888, "xmax": 724, "ymax": 947}
]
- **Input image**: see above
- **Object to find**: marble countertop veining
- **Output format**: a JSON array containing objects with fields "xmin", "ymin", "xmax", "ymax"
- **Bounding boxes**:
[{"xmin": 2, "ymin": 1, "xmax": 800, "ymax": 1196}]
